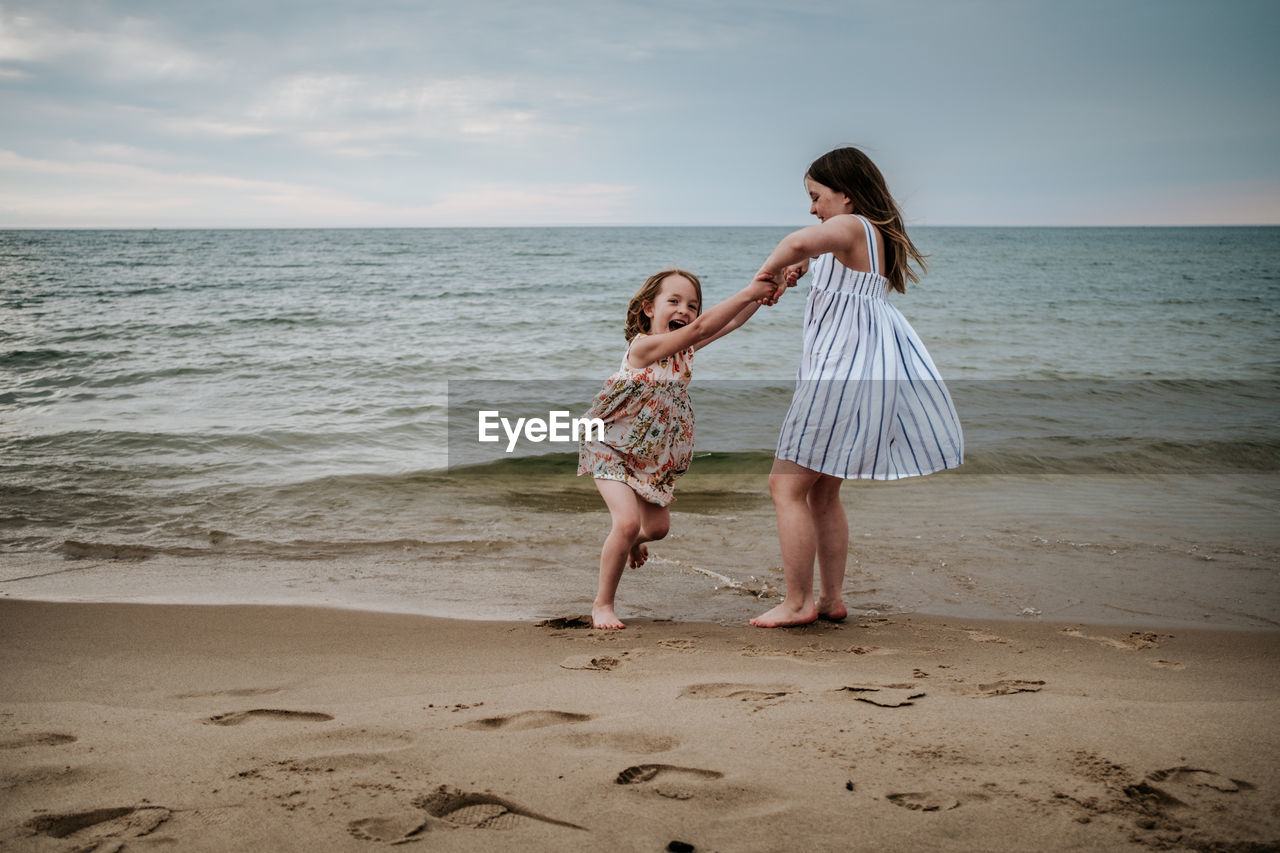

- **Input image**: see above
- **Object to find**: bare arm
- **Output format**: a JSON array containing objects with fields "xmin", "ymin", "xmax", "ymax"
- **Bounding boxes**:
[
  {"xmin": 628, "ymin": 277, "xmax": 774, "ymax": 368},
  {"xmin": 757, "ymin": 214, "xmax": 863, "ymax": 303},
  {"xmin": 694, "ymin": 299, "xmax": 761, "ymax": 351}
]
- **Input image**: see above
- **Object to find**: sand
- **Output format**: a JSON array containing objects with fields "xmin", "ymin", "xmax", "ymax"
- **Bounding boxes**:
[{"xmin": 1, "ymin": 598, "xmax": 1277, "ymax": 852}]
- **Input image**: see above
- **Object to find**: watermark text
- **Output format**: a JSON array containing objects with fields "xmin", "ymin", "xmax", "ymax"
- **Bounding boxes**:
[{"xmin": 478, "ymin": 410, "xmax": 605, "ymax": 453}]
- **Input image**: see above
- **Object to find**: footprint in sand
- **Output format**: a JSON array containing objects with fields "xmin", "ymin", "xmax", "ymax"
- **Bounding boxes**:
[
  {"xmin": 347, "ymin": 814, "xmax": 427, "ymax": 844},
  {"xmin": 677, "ymin": 683, "xmax": 792, "ymax": 702},
  {"xmin": 1065, "ymin": 752, "xmax": 1258, "ymax": 831},
  {"xmin": 977, "ymin": 679, "xmax": 1045, "ymax": 697},
  {"xmin": 463, "ymin": 710, "xmax": 593, "ymax": 731},
  {"xmin": 24, "ymin": 806, "xmax": 171, "ymax": 843},
  {"xmin": 963, "ymin": 629, "xmax": 1011, "ymax": 645},
  {"xmin": 1146, "ymin": 766, "xmax": 1254, "ymax": 796},
  {"xmin": 176, "ymin": 687, "xmax": 282, "ymax": 699},
  {"xmin": 273, "ymin": 752, "xmax": 395, "ymax": 775},
  {"xmin": 0, "ymin": 732, "xmax": 77, "ymax": 749},
  {"xmin": 535, "ymin": 616, "xmax": 593, "ymax": 629},
  {"xmin": 840, "ymin": 684, "xmax": 926, "ymax": 707},
  {"xmin": 1061, "ymin": 627, "xmax": 1171, "ymax": 651},
  {"xmin": 204, "ymin": 709, "xmax": 334, "ymax": 726},
  {"xmin": 886, "ymin": 792, "xmax": 960, "ymax": 812},
  {"xmin": 615, "ymin": 764, "xmax": 725, "ymax": 800},
  {"xmin": 559, "ymin": 654, "xmax": 622, "ymax": 671},
  {"xmin": 413, "ymin": 785, "xmax": 584, "ymax": 831}
]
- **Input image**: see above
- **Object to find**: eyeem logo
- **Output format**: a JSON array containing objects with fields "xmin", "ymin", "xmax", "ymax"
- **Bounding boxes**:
[{"xmin": 478, "ymin": 410, "xmax": 605, "ymax": 453}]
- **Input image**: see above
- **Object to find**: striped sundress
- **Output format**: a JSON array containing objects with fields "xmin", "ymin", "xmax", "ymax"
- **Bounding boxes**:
[{"xmin": 776, "ymin": 216, "xmax": 963, "ymax": 480}]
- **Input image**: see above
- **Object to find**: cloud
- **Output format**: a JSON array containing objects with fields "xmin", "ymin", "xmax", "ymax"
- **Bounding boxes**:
[
  {"xmin": 0, "ymin": 9, "xmax": 220, "ymax": 80},
  {"xmin": 0, "ymin": 10, "xmax": 53, "ymax": 62},
  {"xmin": 2, "ymin": 1, "xmax": 1276, "ymax": 225},
  {"xmin": 423, "ymin": 183, "xmax": 637, "ymax": 224},
  {"xmin": 0, "ymin": 149, "xmax": 636, "ymax": 226},
  {"xmin": 145, "ymin": 72, "xmax": 598, "ymax": 157}
]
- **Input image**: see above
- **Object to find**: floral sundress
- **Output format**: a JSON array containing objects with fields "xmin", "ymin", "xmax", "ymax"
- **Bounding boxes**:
[{"xmin": 577, "ymin": 335, "xmax": 695, "ymax": 506}]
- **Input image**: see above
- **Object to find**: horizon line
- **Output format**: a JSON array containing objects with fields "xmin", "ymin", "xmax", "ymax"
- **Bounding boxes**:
[{"xmin": 3, "ymin": 222, "xmax": 1278, "ymax": 231}]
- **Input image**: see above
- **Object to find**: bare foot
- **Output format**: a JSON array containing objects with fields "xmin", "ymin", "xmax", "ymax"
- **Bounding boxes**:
[
  {"xmin": 750, "ymin": 602, "xmax": 819, "ymax": 628},
  {"xmin": 818, "ymin": 599, "xmax": 848, "ymax": 622},
  {"xmin": 592, "ymin": 604, "xmax": 626, "ymax": 630},
  {"xmin": 628, "ymin": 542, "xmax": 649, "ymax": 569}
]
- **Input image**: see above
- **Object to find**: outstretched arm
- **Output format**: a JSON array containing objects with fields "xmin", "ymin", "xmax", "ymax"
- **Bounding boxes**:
[
  {"xmin": 757, "ymin": 215, "xmax": 861, "ymax": 303},
  {"xmin": 693, "ymin": 298, "xmax": 761, "ymax": 351},
  {"xmin": 628, "ymin": 276, "xmax": 775, "ymax": 367}
]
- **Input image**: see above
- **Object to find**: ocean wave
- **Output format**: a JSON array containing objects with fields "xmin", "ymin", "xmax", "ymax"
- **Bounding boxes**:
[
  {"xmin": 4, "ymin": 437, "xmax": 1274, "ymax": 559},
  {"xmin": 2, "ymin": 348, "xmax": 107, "ymax": 369},
  {"xmin": 55, "ymin": 534, "xmax": 510, "ymax": 561},
  {"xmin": 439, "ymin": 437, "xmax": 1280, "ymax": 482},
  {"xmin": 5, "ymin": 228, "xmax": 1278, "ymax": 564},
  {"xmin": 227, "ymin": 314, "xmax": 339, "ymax": 328},
  {"xmin": 58, "ymin": 540, "xmax": 193, "ymax": 560}
]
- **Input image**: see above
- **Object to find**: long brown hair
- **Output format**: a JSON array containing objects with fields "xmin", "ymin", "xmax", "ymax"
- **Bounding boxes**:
[
  {"xmin": 623, "ymin": 269, "xmax": 703, "ymax": 341},
  {"xmin": 806, "ymin": 147, "xmax": 926, "ymax": 294}
]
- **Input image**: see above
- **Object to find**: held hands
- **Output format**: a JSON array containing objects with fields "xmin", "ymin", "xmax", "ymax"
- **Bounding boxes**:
[
  {"xmin": 747, "ymin": 272, "xmax": 780, "ymax": 305},
  {"xmin": 752, "ymin": 271, "xmax": 782, "ymax": 306},
  {"xmin": 753, "ymin": 262, "xmax": 805, "ymax": 306}
]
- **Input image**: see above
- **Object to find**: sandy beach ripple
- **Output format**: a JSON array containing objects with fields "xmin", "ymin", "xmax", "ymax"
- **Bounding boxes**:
[{"xmin": 1, "ymin": 599, "xmax": 1278, "ymax": 851}]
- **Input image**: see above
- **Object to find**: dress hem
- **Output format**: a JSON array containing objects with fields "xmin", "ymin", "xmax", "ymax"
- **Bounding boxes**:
[
  {"xmin": 773, "ymin": 452, "xmax": 963, "ymax": 481},
  {"xmin": 575, "ymin": 469, "xmax": 675, "ymax": 507}
]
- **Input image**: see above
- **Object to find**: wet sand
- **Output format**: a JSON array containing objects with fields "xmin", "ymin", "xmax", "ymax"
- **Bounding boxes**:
[
  {"xmin": 1, "ymin": 599, "xmax": 1277, "ymax": 851},
  {"xmin": 4, "ymin": 471, "xmax": 1276, "ymax": 630}
]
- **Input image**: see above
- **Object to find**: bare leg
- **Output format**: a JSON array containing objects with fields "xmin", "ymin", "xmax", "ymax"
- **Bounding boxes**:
[
  {"xmin": 751, "ymin": 459, "xmax": 823, "ymax": 627},
  {"xmin": 810, "ymin": 475, "xmax": 849, "ymax": 621},
  {"xmin": 627, "ymin": 496, "xmax": 671, "ymax": 567},
  {"xmin": 592, "ymin": 479, "xmax": 670, "ymax": 629},
  {"xmin": 751, "ymin": 459, "xmax": 848, "ymax": 627}
]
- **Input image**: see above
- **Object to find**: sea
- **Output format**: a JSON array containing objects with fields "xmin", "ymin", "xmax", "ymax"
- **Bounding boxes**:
[{"xmin": 2, "ymin": 227, "xmax": 1278, "ymax": 628}]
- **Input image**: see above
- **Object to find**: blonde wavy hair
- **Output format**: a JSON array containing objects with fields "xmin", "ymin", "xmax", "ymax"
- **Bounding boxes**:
[{"xmin": 623, "ymin": 268, "xmax": 703, "ymax": 341}]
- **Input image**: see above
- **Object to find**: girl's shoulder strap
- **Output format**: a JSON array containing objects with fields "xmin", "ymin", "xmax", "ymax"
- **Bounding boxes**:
[{"xmin": 857, "ymin": 215, "xmax": 880, "ymax": 276}]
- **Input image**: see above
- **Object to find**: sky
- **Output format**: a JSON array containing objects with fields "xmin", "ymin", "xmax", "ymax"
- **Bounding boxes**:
[{"xmin": 1, "ymin": 0, "xmax": 1277, "ymax": 227}]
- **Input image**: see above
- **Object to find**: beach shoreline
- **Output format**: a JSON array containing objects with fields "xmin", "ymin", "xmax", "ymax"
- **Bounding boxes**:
[
  {"xmin": 2, "ymin": 598, "xmax": 1276, "ymax": 851},
  {"xmin": 4, "ymin": 466, "xmax": 1276, "ymax": 632}
]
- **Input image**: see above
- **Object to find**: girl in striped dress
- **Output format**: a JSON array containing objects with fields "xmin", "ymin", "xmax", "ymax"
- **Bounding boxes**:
[{"xmin": 750, "ymin": 147, "xmax": 963, "ymax": 628}]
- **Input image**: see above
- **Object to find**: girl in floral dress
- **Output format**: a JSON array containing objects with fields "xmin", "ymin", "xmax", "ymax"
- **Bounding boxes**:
[{"xmin": 578, "ymin": 268, "xmax": 774, "ymax": 629}]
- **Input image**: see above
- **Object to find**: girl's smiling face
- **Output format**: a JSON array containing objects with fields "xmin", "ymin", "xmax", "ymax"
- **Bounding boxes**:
[
  {"xmin": 806, "ymin": 176, "xmax": 853, "ymax": 222},
  {"xmin": 644, "ymin": 274, "xmax": 700, "ymax": 334}
]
